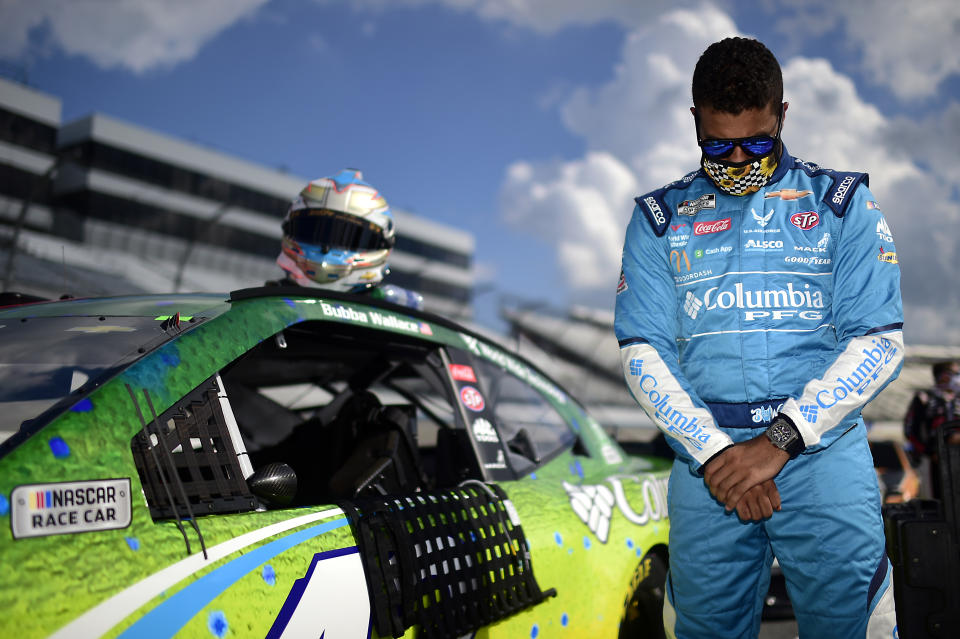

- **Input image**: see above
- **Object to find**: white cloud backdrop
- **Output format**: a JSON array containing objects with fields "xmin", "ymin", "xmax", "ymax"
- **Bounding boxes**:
[
  {"xmin": 496, "ymin": 2, "xmax": 960, "ymax": 344},
  {"xmin": 0, "ymin": 0, "xmax": 268, "ymax": 73},
  {"xmin": 0, "ymin": 0, "xmax": 957, "ymax": 343}
]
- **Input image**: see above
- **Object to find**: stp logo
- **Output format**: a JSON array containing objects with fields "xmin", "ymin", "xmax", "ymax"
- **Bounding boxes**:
[
  {"xmin": 694, "ymin": 218, "xmax": 731, "ymax": 235},
  {"xmin": 459, "ymin": 386, "xmax": 486, "ymax": 412},
  {"xmin": 790, "ymin": 211, "xmax": 820, "ymax": 230}
]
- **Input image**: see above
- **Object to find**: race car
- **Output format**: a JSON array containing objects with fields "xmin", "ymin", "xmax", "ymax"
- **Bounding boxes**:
[{"xmin": 0, "ymin": 285, "xmax": 670, "ymax": 639}]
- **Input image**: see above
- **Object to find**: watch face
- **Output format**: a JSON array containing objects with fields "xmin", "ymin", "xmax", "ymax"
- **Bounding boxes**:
[{"xmin": 769, "ymin": 421, "xmax": 795, "ymax": 445}]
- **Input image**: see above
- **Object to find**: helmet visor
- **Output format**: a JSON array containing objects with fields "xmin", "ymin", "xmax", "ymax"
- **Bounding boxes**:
[{"xmin": 284, "ymin": 209, "xmax": 395, "ymax": 251}]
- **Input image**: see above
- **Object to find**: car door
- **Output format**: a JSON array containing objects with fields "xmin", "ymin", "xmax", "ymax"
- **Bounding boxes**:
[{"xmin": 444, "ymin": 339, "xmax": 671, "ymax": 639}]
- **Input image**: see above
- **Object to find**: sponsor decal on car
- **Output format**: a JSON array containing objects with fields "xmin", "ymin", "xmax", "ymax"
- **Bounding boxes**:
[
  {"xmin": 563, "ymin": 475, "xmax": 669, "ymax": 543},
  {"xmin": 450, "ymin": 364, "xmax": 477, "ymax": 383},
  {"xmin": 11, "ymin": 478, "xmax": 132, "ymax": 539},
  {"xmin": 459, "ymin": 386, "xmax": 486, "ymax": 412},
  {"xmin": 471, "ymin": 418, "xmax": 499, "ymax": 443}
]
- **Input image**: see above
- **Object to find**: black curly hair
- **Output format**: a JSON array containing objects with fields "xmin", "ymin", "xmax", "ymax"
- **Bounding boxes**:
[{"xmin": 692, "ymin": 37, "xmax": 782, "ymax": 115}]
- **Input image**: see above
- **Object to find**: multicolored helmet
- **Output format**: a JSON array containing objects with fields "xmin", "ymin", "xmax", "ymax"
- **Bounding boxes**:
[{"xmin": 277, "ymin": 169, "xmax": 396, "ymax": 291}]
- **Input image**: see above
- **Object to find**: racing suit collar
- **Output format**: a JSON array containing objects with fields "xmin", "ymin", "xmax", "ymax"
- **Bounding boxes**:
[{"xmin": 768, "ymin": 143, "xmax": 793, "ymax": 185}]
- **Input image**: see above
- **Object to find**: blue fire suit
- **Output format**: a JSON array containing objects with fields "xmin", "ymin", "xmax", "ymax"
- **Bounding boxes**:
[{"xmin": 614, "ymin": 147, "xmax": 902, "ymax": 638}]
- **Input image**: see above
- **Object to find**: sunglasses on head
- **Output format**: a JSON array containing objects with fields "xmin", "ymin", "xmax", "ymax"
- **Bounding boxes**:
[{"xmin": 696, "ymin": 105, "xmax": 784, "ymax": 160}]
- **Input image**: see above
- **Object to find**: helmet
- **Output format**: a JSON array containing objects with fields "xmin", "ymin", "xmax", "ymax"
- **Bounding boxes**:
[{"xmin": 277, "ymin": 169, "xmax": 396, "ymax": 291}]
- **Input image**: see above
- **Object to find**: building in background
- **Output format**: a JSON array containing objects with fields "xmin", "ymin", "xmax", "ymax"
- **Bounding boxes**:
[{"xmin": 0, "ymin": 77, "xmax": 474, "ymax": 318}]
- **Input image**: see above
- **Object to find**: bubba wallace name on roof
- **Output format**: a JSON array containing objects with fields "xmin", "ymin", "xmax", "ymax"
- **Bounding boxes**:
[{"xmin": 319, "ymin": 302, "xmax": 423, "ymax": 334}]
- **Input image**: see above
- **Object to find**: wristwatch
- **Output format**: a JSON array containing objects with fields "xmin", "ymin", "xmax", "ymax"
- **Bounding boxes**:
[{"xmin": 765, "ymin": 416, "xmax": 804, "ymax": 458}]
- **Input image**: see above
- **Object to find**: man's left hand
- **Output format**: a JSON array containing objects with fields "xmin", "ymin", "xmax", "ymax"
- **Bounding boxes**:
[{"xmin": 704, "ymin": 434, "xmax": 790, "ymax": 510}]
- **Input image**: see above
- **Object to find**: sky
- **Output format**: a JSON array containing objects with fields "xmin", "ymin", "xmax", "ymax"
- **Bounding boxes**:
[{"xmin": 1, "ymin": 0, "xmax": 959, "ymax": 344}]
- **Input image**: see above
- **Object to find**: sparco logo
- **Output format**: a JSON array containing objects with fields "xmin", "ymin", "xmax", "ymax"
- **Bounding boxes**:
[
  {"xmin": 832, "ymin": 176, "xmax": 855, "ymax": 206},
  {"xmin": 816, "ymin": 337, "xmax": 898, "ymax": 408},
  {"xmin": 644, "ymin": 196, "xmax": 666, "ymax": 225},
  {"xmin": 790, "ymin": 211, "xmax": 819, "ymax": 230},
  {"xmin": 692, "ymin": 281, "xmax": 824, "ymax": 321},
  {"xmin": 694, "ymin": 218, "xmax": 731, "ymax": 235}
]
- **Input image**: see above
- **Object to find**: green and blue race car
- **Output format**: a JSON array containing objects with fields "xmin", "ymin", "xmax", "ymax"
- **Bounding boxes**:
[{"xmin": 0, "ymin": 286, "xmax": 670, "ymax": 638}]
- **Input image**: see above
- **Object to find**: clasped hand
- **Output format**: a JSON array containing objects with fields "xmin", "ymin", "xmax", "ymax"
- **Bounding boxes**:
[{"xmin": 703, "ymin": 434, "xmax": 790, "ymax": 521}]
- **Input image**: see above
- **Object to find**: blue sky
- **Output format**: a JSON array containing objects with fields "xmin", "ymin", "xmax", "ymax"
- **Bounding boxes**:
[{"xmin": 2, "ymin": 0, "xmax": 959, "ymax": 343}]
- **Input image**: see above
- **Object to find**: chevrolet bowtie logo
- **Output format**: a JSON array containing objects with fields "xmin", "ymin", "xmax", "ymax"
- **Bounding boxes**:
[{"xmin": 765, "ymin": 189, "xmax": 812, "ymax": 200}]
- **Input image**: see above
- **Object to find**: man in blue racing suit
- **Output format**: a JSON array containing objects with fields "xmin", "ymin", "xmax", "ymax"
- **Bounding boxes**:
[{"xmin": 614, "ymin": 37, "xmax": 902, "ymax": 638}]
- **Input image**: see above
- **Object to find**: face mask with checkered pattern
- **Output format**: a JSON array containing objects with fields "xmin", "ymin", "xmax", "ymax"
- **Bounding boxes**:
[{"xmin": 701, "ymin": 151, "xmax": 778, "ymax": 196}]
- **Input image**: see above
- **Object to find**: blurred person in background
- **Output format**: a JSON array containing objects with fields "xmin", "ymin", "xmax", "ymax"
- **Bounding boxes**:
[{"xmin": 903, "ymin": 360, "xmax": 960, "ymax": 498}]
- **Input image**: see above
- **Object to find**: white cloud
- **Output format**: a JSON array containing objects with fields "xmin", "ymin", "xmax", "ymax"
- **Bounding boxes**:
[
  {"xmin": 772, "ymin": 0, "xmax": 960, "ymax": 101},
  {"xmin": 498, "ymin": 5, "xmax": 960, "ymax": 344},
  {"xmin": 499, "ymin": 5, "xmax": 735, "ymax": 299},
  {"xmin": 0, "ymin": 0, "xmax": 269, "ymax": 73},
  {"xmin": 499, "ymin": 152, "xmax": 637, "ymax": 291}
]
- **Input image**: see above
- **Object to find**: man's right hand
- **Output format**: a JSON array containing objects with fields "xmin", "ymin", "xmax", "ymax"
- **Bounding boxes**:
[{"xmin": 734, "ymin": 479, "xmax": 781, "ymax": 521}]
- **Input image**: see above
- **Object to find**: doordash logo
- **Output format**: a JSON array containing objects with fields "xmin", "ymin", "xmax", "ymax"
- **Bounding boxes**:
[{"xmin": 693, "ymin": 218, "xmax": 731, "ymax": 235}]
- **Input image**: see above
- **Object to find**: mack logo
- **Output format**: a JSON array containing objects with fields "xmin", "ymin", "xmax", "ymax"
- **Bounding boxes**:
[
  {"xmin": 628, "ymin": 359, "xmax": 710, "ymax": 449},
  {"xmin": 790, "ymin": 211, "xmax": 819, "ymax": 230},
  {"xmin": 744, "ymin": 239, "xmax": 784, "ymax": 251},
  {"xmin": 816, "ymin": 338, "xmax": 898, "ymax": 408},
  {"xmin": 678, "ymin": 193, "xmax": 716, "ymax": 216},
  {"xmin": 794, "ymin": 245, "xmax": 827, "ymax": 253},
  {"xmin": 691, "ymin": 281, "xmax": 825, "ymax": 321},
  {"xmin": 644, "ymin": 196, "xmax": 666, "ymax": 225},
  {"xmin": 832, "ymin": 175, "xmax": 855, "ymax": 206},
  {"xmin": 694, "ymin": 218, "xmax": 731, "ymax": 235}
]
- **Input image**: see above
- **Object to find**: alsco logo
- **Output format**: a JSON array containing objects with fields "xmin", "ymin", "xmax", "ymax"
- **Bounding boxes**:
[
  {"xmin": 790, "ymin": 211, "xmax": 819, "ymax": 230},
  {"xmin": 694, "ymin": 218, "xmax": 731, "ymax": 235}
]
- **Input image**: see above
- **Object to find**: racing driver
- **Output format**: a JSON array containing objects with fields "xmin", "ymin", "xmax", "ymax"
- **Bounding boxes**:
[{"xmin": 614, "ymin": 37, "xmax": 902, "ymax": 637}]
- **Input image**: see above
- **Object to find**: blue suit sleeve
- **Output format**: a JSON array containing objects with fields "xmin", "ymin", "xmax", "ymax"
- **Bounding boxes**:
[
  {"xmin": 779, "ymin": 184, "xmax": 904, "ymax": 447},
  {"xmin": 615, "ymin": 205, "xmax": 734, "ymax": 470}
]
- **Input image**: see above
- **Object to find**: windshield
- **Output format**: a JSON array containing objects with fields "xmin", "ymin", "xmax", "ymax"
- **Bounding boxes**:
[{"xmin": 0, "ymin": 315, "xmax": 178, "ymax": 434}]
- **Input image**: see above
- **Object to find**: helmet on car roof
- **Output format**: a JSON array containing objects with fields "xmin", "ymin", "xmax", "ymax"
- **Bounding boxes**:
[{"xmin": 277, "ymin": 168, "xmax": 396, "ymax": 291}]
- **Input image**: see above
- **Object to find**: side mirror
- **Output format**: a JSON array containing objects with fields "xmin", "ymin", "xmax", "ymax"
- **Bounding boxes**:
[
  {"xmin": 247, "ymin": 462, "xmax": 298, "ymax": 507},
  {"xmin": 507, "ymin": 428, "xmax": 540, "ymax": 464}
]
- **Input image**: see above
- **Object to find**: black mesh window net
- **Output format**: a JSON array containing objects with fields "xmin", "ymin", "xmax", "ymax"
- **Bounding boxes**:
[{"xmin": 341, "ymin": 482, "xmax": 556, "ymax": 639}]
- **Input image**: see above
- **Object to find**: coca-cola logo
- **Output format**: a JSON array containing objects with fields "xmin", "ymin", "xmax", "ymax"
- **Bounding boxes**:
[
  {"xmin": 693, "ymin": 218, "xmax": 732, "ymax": 235},
  {"xmin": 790, "ymin": 211, "xmax": 820, "ymax": 230}
]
